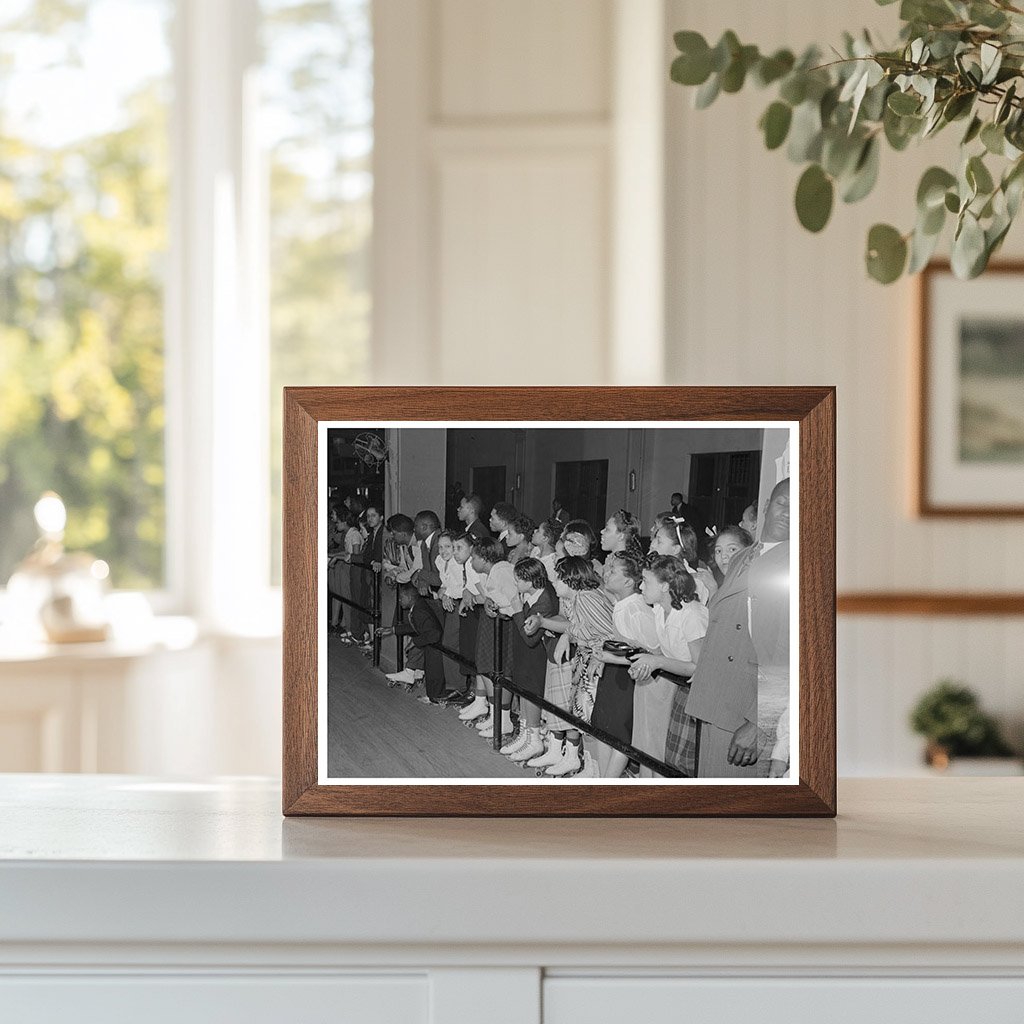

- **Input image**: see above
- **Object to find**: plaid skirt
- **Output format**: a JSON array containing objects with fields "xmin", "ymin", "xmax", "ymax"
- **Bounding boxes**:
[
  {"xmin": 542, "ymin": 656, "xmax": 574, "ymax": 732},
  {"xmin": 664, "ymin": 684, "xmax": 698, "ymax": 777}
]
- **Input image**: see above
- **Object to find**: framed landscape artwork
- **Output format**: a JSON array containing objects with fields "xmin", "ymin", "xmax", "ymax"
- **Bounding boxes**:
[
  {"xmin": 282, "ymin": 387, "xmax": 836, "ymax": 817},
  {"xmin": 918, "ymin": 262, "xmax": 1024, "ymax": 516}
]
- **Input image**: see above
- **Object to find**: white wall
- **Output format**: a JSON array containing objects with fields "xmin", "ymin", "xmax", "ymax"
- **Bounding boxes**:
[
  {"xmin": 372, "ymin": 0, "xmax": 664, "ymax": 385},
  {"xmin": 664, "ymin": 0, "xmax": 1024, "ymax": 772},
  {"xmin": 391, "ymin": 429, "xmax": 447, "ymax": 522}
]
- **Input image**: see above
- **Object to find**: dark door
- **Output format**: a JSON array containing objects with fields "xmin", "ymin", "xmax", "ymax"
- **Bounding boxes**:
[
  {"xmin": 554, "ymin": 459, "xmax": 608, "ymax": 530},
  {"xmin": 689, "ymin": 450, "xmax": 761, "ymax": 530},
  {"xmin": 472, "ymin": 465, "xmax": 507, "ymax": 521}
]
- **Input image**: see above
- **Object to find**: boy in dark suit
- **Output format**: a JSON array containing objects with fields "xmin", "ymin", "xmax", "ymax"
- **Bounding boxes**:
[
  {"xmin": 457, "ymin": 494, "xmax": 491, "ymax": 541},
  {"xmin": 378, "ymin": 583, "xmax": 451, "ymax": 705}
]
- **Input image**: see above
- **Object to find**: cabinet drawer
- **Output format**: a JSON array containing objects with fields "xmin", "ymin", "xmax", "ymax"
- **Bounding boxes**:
[
  {"xmin": 544, "ymin": 977, "xmax": 1024, "ymax": 1024},
  {"xmin": 0, "ymin": 974, "xmax": 427, "ymax": 1024}
]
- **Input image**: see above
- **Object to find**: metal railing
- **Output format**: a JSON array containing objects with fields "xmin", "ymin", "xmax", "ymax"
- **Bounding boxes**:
[
  {"xmin": 326, "ymin": 560, "xmax": 382, "ymax": 667},
  {"xmin": 392, "ymin": 605, "xmax": 687, "ymax": 778}
]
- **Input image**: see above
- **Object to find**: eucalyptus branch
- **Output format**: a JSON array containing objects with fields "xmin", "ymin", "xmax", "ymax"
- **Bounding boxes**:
[{"xmin": 670, "ymin": 2, "xmax": 1024, "ymax": 283}]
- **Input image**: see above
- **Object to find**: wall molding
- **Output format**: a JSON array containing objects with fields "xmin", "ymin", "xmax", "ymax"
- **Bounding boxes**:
[{"xmin": 838, "ymin": 593, "xmax": 1024, "ymax": 616}]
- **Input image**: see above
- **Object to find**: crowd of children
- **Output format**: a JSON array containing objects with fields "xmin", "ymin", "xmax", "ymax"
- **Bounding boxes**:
[{"xmin": 336, "ymin": 485, "xmax": 792, "ymax": 780}]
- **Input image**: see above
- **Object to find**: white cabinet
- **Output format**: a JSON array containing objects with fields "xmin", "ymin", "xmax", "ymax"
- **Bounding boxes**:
[
  {"xmin": 544, "ymin": 977, "xmax": 1024, "ymax": 1023},
  {"xmin": 2, "ymin": 777, "xmax": 1022, "ymax": 1023},
  {"xmin": 1, "ymin": 975, "xmax": 428, "ymax": 1024}
]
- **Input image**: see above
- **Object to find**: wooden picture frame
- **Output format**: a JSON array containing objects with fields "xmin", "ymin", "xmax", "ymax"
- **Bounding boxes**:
[
  {"xmin": 283, "ymin": 387, "xmax": 836, "ymax": 816},
  {"xmin": 917, "ymin": 260, "xmax": 1024, "ymax": 517}
]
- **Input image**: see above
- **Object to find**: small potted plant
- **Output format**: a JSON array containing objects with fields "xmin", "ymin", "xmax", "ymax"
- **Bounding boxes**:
[{"xmin": 910, "ymin": 680, "xmax": 1019, "ymax": 773}]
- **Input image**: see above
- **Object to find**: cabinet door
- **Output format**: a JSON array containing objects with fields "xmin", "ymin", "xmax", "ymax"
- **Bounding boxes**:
[
  {"xmin": 544, "ymin": 977, "xmax": 1024, "ymax": 1024},
  {"xmin": 0, "ymin": 974, "xmax": 428, "ymax": 1024}
]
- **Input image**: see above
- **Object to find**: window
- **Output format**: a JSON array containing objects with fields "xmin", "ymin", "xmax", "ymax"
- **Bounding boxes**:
[
  {"xmin": 0, "ymin": 0, "xmax": 172, "ymax": 589},
  {"xmin": 0, "ymin": 0, "xmax": 373, "ymax": 621},
  {"xmin": 261, "ymin": 0, "xmax": 373, "ymax": 582}
]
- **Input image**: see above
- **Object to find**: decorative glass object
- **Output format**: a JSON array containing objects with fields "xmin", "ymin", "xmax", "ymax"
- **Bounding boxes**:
[{"xmin": 5, "ymin": 493, "xmax": 111, "ymax": 644}]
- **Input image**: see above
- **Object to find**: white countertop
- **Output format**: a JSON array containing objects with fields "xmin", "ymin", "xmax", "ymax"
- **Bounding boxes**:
[{"xmin": 1, "ymin": 775, "xmax": 1023, "ymax": 955}]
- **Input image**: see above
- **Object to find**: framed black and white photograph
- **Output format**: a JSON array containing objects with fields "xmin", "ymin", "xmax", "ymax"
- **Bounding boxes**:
[
  {"xmin": 918, "ymin": 262, "xmax": 1024, "ymax": 517},
  {"xmin": 283, "ymin": 387, "xmax": 835, "ymax": 816}
]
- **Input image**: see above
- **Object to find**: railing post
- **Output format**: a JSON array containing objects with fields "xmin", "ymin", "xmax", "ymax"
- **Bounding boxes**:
[
  {"xmin": 371, "ymin": 568, "xmax": 381, "ymax": 668},
  {"xmin": 492, "ymin": 615, "xmax": 504, "ymax": 751},
  {"xmin": 396, "ymin": 598, "xmax": 405, "ymax": 673}
]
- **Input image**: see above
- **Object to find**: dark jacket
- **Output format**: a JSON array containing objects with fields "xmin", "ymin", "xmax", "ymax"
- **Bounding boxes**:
[
  {"xmin": 350, "ymin": 524, "xmax": 384, "ymax": 567},
  {"xmin": 395, "ymin": 597, "xmax": 443, "ymax": 648},
  {"xmin": 466, "ymin": 519, "xmax": 491, "ymax": 541},
  {"xmin": 511, "ymin": 583, "xmax": 560, "ymax": 664},
  {"xmin": 415, "ymin": 531, "xmax": 442, "ymax": 592}
]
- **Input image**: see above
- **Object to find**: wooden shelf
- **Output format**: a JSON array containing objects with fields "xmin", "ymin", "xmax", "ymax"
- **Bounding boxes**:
[{"xmin": 838, "ymin": 593, "xmax": 1024, "ymax": 616}]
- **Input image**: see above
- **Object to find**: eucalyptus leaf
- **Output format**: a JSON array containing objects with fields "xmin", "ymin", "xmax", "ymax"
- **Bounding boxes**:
[
  {"xmin": 884, "ymin": 106, "xmax": 921, "ymax": 150},
  {"xmin": 944, "ymin": 190, "xmax": 961, "ymax": 213},
  {"xmin": 795, "ymin": 164, "xmax": 834, "ymax": 232},
  {"xmin": 842, "ymin": 137, "xmax": 881, "ymax": 203},
  {"xmin": 967, "ymin": 154, "xmax": 995, "ymax": 195},
  {"xmin": 996, "ymin": 82, "xmax": 1017, "ymax": 124},
  {"xmin": 710, "ymin": 31, "xmax": 740, "ymax": 74},
  {"xmin": 888, "ymin": 91, "xmax": 921, "ymax": 115},
  {"xmin": 917, "ymin": 166, "xmax": 957, "ymax": 210},
  {"xmin": 981, "ymin": 42, "xmax": 1003, "ymax": 86},
  {"xmin": 861, "ymin": 80, "xmax": 893, "ymax": 122},
  {"xmin": 787, "ymin": 100, "xmax": 823, "ymax": 162},
  {"xmin": 980, "ymin": 122, "xmax": 1005, "ymax": 156},
  {"xmin": 1003, "ymin": 157, "xmax": 1024, "ymax": 216},
  {"xmin": 760, "ymin": 102, "xmax": 793, "ymax": 150},
  {"xmin": 721, "ymin": 45, "xmax": 758, "ymax": 93},
  {"xmin": 822, "ymin": 128, "xmax": 864, "ymax": 178},
  {"xmin": 779, "ymin": 73, "xmax": 807, "ymax": 106},
  {"xmin": 970, "ymin": 2, "xmax": 1009, "ymax": 30},
  {"xmin": 694, "ymin": 73, "xmax": 721, "ymax": 109},
  {"xmin": 754, "ymin": 49, "xmax": 795, "ymax": 87},
  {"xmin": 942, "ymin": 91, "xmax": 974, "ymax": 122},
  {"xmin": 951, "ymin": 211, "xmax": 986, "ymax": 278},
  {"xmin": 921, "ymin": 199, "xmax": 946, "ymax": 235},
  {"xmin": 908, "ymin": 221, "xmax": 943, "ymax": 273},
  {"xmin": 671, "ymin": 50, "xmax": 711, "ymax": 87},
  {"xmin": 980, "ymin": 42, "xmax": 1002, "ymax": 86},
  {"xmin": 866, "ymin": 223, "xmax": 908, "ymax": 283},
  {"xmin": 962, "ymin": 115, "xmax": 983, "ymax": 145}
]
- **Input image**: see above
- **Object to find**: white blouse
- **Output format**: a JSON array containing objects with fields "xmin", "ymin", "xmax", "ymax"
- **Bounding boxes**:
[
  {"xmin": 436, "ymin": 555, "xmax": 466, "ymax": 599},
  {"xmin": 653, "ymin": 601, "xmax": 709, "ymax": 662},
  {"xmin": 611, "ymin": 593, "xmax": 660, "ymax": 651}
]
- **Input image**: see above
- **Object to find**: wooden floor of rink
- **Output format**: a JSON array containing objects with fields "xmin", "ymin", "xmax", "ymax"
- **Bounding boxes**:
[{"xmin": 326, "ymin": 638, "xmax": 525, "ymax": 779}]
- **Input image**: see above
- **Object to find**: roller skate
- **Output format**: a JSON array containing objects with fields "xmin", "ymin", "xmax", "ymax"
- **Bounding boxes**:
[
  {"xmin": 499, "ymin": 724, "xmax": 529, "ymax": 756},
  {"xmin": 573, "ymin": 750, "xmax": 600, "ymax": 778},
  {"xmin": 527, "ymin": 735, "xmax": 565, "ymax": 774},
  {"xmin": 544, "ymin": 739, "xmax": 583, "ymax": 777},
  {"xmin": 458, "ymin": 693, "xmax": 488, "ymax": 725},
  {"xmin": 386, "ymin": 668, "xmax": 420, "ymax": 691},
  {"xmin": 479, "ymin": 708, "xmax": 513, "ymax": 740},
  {"xmin": 508, "ymin": 728, "xmax": 546, "ymax": 763}
]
